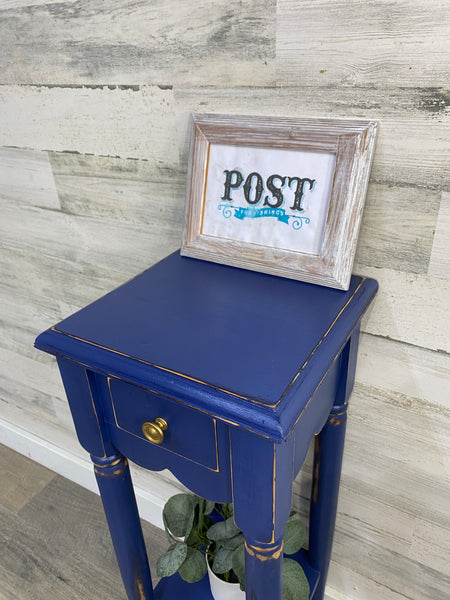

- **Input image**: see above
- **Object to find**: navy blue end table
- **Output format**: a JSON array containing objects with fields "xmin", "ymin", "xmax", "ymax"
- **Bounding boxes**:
[{"xmin": 35, "ymin": 251, "xmax": 377, "ymax": 600}]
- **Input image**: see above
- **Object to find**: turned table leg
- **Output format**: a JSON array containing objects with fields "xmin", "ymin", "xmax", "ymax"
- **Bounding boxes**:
[
  {"xmin": 230, "ymin": 429, "xmax": 294, "ymax": 600},
  {"xmin": 308, "ymin": 402, "xmax": 348, "ymax": 600},
  {"xmin": 92, "ymin": 452, "xmax": 154, "ymax": 600},
  {"xmin": 244, "ymin": 538, "xmax": 285, "ymax": 599}
]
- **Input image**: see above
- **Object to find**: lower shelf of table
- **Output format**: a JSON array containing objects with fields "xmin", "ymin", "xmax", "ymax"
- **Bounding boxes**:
[
  {"xmin": 153, "ymin": 571, "xmax": 212, "ymax": 599},
  {"xmin": 153, "ymin": 549, "xmax": 320, "ymax": 599}
]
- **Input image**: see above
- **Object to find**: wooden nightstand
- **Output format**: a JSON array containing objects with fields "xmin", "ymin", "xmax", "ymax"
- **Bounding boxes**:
[{"xmin": 35, "ymin": 251, "xmax": 377, "ymax": 600}]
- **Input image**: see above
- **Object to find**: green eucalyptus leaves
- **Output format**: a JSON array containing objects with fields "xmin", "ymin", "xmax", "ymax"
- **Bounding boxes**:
[{"xmin": 156, "ymin": 493, "xmax": 310, "ymax": 600}]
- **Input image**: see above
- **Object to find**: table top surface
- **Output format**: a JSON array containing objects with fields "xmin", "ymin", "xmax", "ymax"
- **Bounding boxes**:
[{"xmin": 36, "ymin": 252, "xmax": 377, "ymax": 409}]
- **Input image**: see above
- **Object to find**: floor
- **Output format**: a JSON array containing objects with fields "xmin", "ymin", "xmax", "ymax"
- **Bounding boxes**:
[{"xmin": 0, "ymin": 444, "xmax": 168, "ymax": 600}]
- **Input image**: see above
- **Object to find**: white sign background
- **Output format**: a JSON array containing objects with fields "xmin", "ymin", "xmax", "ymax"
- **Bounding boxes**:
[{"xmin": 202, "ymin": 143, "xmax": 336, "ymax": 256}]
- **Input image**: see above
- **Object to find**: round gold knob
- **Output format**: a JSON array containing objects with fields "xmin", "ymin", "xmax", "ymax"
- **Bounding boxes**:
[{"xmin": 142, "ymin": 418, "xmax": 168, "ymax": 444}]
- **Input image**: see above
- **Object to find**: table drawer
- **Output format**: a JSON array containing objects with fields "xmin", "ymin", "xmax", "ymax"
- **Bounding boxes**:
[{"xmin": 107, "ymin": 378, "xmax": 218, "ymax": 470}]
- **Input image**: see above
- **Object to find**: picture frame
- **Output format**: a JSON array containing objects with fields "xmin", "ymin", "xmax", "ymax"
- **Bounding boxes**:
[{"xmin": 181, "ymin": 113, "xmax": 377, "ymax": 290}]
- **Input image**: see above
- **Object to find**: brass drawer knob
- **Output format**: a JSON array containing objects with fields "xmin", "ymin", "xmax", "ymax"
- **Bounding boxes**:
[{"xmin": 142, "ymin": 418, "xmax": 168, "ymax": 444}]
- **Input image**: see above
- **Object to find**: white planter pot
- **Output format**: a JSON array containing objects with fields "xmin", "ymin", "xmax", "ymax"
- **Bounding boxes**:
[{"xmin": 207, "ymin": 558, "xmax": 245, "ymax": 600}]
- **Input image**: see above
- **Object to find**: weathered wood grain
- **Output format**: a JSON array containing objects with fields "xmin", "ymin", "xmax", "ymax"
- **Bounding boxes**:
[
  {"xmin": 0, "ymin": 147, "xmax": 60, "ymax": 209},
  {"xmin": 326, "ymin": 562, "xmax": 411, "ymax": 600},
  {"xmin": 359, "ymin": 266, "xmax": 450, "ymax": 353},
  {"xmin": 1, "ymin": 84, "xmax": 448, "ymax": 190},
  {"xmin": 344, "ymin": 385, "xmax": 449, "ymax": 529},
  {"xmin": 334, "ymin": 383, "xmax": 450, "ymax": 600},
  {"xmin": 0, "ymin": 472, "xmax": 168, "ymax": 600},
  {"xmin": 276, "ymin": 0, "xmax": 450, "ymax": 88},
  {"xmin": 0, "ymin": 444, "xmax": 55, "ymax": 513},
  {"xmin": 0, "ymin": 149, "xmax": 185, "ymax": 306},
  {"xmin": 428, "ymin": 191, "xmax": 450, "ymax": 280},
  {"xmin": 0, "ymin": 503, "xmax": 124, "ymax": 600},
  {"xmin": 0, "ymin": 201, "xmax": 180, "ymax": 280},
  {"xmin": 356, "ymin": 332, "xmax": 450, "ymax": 411},
  {"xmin": 174, "ymin": 85, "xmax": 450, "ymax": 189},
  {"xmin": 0, "ymin": 246, "xmax": 125, "ymax": 331},
  {"xmin": 49, "ymin": 151, "xmax": 186, "ymax": 225},
  {"xmin": 0, "ymin": 0, "xmax": 275, "ymax": 86},
  {"xmin": 2, "ymin": 0, "xmax": 76, "ymax": 8},
  {"xmin": 0, "ymin": 344, "xmax": 74, "ymax": 433},
  {"xmin": 0, "ymin": 85, "xmax": 179, "ymax": 161},
  {"xmin": 19, "ymin": 474, "xmax": 169, "ymax": 579},
  {"xmin": 354, "ymin": 183, "xmax": 440, "ymax": 275}
]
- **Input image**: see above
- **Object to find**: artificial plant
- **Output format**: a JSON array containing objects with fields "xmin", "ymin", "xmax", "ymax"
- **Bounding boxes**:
[{"xmin": 156, "ymin": 492, "xmax": 310, "ymax": 600}]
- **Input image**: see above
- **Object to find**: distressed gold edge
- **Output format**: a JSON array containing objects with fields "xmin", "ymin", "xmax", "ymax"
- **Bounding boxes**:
[
  {"xmin": 136, "ymin": 577, "xmax": 146, "ymax": 600},
  {"xmin": 92, "ymin": 456, "xmax": 124, "ymax": 469},
  {"xmin": 50, "ymin": 326, "xmax": 248, "ymax": 401},
  {"xmin": 245, "ymin": 541, "xmax": 284, "ymax": 553},
  {"xmin": 272, "ymin": 276, "xmax": 365, "ymax": 407},
  {"xmin": 51, "ymin": 277, "xmax": 365, "ymax": 410},
  {"xmin": 106, "ymin": 374, "xmax": 273, "ymax": 440},
  {"xmin": 286, "ymin": 312, "xmax": 366, "ymax": 439},
  {"xmin": 38, "ymin": 321, "xmax": 358, "ymax": 445},
  {"xmin": 42, "ymin": 283, "xmax": 368, "ymax": 444},
  {"xmin": 328, "ymin": 410, "xmax": 346, "ymax": 420},
  {"xmin": 94, "ymin": 466, "xmax": 125, "ymax": 477},
  {"xmin": 107, "ymin": 377, "xmax": 220, "ymax": 473},
  {"xmin": 108, "ymin": 373, "xmax": 239, "ymax": 428},
  {"xmin": 35, "ymin": 347, "xmax": 275, "ymax": 442},
  {"xmin": 84, "ymin": 369, "xmax": 107, "ymax": 459},
  {"xmin": 244, "ymin": 540, "xmax": 284, "ymax": 561},
  {"xmin": 205, "ymin": 277, "xmax": 366, "ymax": 417},
  {"xmin": 39, "ymin": 342, "xmax": 349, "ymax": 447}
]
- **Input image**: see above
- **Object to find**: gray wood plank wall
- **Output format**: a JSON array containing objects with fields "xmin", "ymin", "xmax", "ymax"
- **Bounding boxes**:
[{"xmin": 0, "ymin": 2, "xmax": 448, "ymax": 599}]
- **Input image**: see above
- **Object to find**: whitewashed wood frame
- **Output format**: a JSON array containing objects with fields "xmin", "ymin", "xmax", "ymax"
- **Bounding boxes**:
[{"xmin": 181, "ymin": 113, "xmax": 378, "ymax": 290}]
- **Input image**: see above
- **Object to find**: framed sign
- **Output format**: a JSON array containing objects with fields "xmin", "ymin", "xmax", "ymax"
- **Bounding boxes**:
[{"xmin": 181, "ymin": 113, "xmax": 377, "ymax": 290}]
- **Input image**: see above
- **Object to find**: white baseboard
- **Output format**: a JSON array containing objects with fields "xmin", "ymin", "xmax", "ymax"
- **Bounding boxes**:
[{"xmin": 0, "ymin": 416, "xmax": 175, "ymax": 529}]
